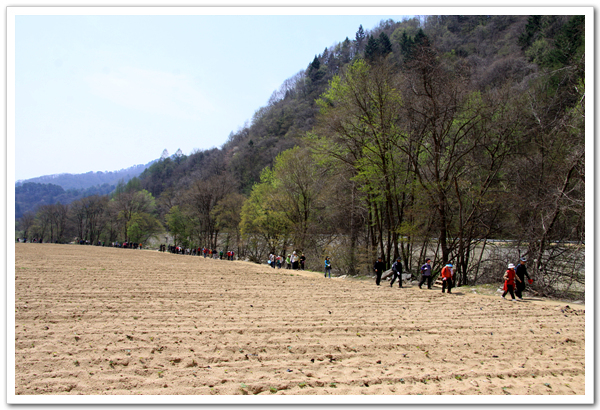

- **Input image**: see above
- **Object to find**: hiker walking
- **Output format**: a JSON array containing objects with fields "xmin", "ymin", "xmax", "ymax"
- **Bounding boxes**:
[
  {"xmin": 374, "ymin": 257, "xmax": 385, "ymax": 286},
  {"xmin": 515, "ymin": 258, "xmax": 531, "ymax": 301},
  {"xmin": 419, "ymin": 258, "xmax": 433, "ymax": 289},
  {"xmin": 502, "ymin": 263, "xmax": 521, "ymax": 301},
  {"xmin": 291, "ymin": 252, "xmax": 299, "ymax": 270},
  {"xmin": 390, "ymin": 257, "xmax": 403, "ymax": 288},
  {"xmin": 300, "ymin": 253, "xmax": 306, "ymax": 270},
  {"xmin": 324, "ymin": 257, "xmax": 332, "ymax": 278},
  {"xmin": 441, "ymin": 263, "xmax": 453, "ymax": 294}
]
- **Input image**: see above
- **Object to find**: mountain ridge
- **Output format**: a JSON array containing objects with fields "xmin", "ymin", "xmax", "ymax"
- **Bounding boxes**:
[{"xmin": 15, "ymin": 159, "xmax": 159, "ymax": 191}]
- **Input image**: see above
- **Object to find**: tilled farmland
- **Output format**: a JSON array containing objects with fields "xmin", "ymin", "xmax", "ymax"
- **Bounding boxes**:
[{"xmin": 13, "ymin": 244, "xmax": 585, "ymax": 396}]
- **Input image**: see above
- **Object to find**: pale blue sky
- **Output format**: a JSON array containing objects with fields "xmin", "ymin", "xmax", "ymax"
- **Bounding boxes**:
[{"xmin": 14, "ymin": 11, "xmax": 415, "ymax": 181}]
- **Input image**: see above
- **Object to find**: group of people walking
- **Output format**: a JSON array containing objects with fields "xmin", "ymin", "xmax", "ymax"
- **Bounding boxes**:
[
  {"xmin": 373, "ymin": 256, "xmax": 445, "ymax": 290},
  {"xmin": 268, "ymin": 251, "xmax": 306, "ymax": 270},
  {"xmin": 158, "ymin": 242, "xmax": 532, "ymax": 299},
  {"xmin": 111, "ymin": 241, "xmax": 142, "ymax": 249},
  {"xmin": 502, "ymin": 258, "xmax": 532, "ymax": 301},
  {"xmin": 372, "ymin": 256, "xmax": 532, "ymax": 298},
  {"xmin": 417, "ymin": 258, "xmax": 454, "ymax": 293},
  {"xmin": 159, "ymin": 245, "xmax": 235, "ymax": 260}
]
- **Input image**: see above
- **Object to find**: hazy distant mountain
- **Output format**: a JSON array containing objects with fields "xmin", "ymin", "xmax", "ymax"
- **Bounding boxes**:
[
  {"xmin": 15, "ymin": 182, "xmax": 117, "ymax": 220},
  {"xmin": 14, "ymin": 159, "xmax": 159, "ymax": 220},
  {"xmin": 15, "ymin": 160, "xmax": 158, "ymax": 191}
]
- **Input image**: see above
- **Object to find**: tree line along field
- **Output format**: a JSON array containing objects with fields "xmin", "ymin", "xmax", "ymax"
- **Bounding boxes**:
[
  {"xmin": 17, "ymin": 15, "xmax": 586, "ymax": 302},
  {"xmin": 13, "ymin": 244, "xmax": 586, "ymax": 399}
]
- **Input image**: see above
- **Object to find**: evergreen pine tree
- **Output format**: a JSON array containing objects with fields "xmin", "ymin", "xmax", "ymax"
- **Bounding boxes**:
[
  {"xmin": 355, "ymin": 24, "xmax": 366, "ymax": 47},
  {"xmin": 378, "ymin": 32, "xmax": 393, "ymax": 56},
  {"xmin": 308, "ymin": 55, "xmax": 325, "ymax": 82},
  {"xmin": 341, "ymin": 37, "xmax": 352, "ymax": 63},
  {"xmin": 548, "ymin": 15, "xmax": 585, "ymax": 67},
  {"xmin": 518, "ymin": 15, "xmax": 542, "ymax": 49},
  {"xmin": 413, "ymin": 28, "xmax": 427, "ymax": 46},
  {"xmin": 310, "ymin": 55, "xmax": 321, "ymax": 71},
  {"xmin": 400, "ymin": 31, "xmax": 414, "ymax": 57},
  {"xmin": 364, "ymin": 35, "xmax": 380, "ymax": 62}
]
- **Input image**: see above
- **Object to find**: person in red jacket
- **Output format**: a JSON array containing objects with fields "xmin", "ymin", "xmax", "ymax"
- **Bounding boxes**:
[
  {"xmin": 502, "ymin": 263, "xmax": 521, "ymax": 301},
  {"xmin": 441, "ymin": 263, "xmax": 453, "ymax": 293}
]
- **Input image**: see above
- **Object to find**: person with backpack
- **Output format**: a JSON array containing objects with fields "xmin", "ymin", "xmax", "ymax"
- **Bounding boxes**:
[
  {"xmin": 390, "ymin": 257, "xmax": 403, "ymax": 288},
  {"xmin": 419, "ymin": 258, "xmax": 433, "ymax": 289}
]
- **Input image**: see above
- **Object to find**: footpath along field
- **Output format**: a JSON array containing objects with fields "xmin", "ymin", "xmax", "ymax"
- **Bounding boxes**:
[{"xmin": 13, "ymin": 244, "xmax": 585, "ymax": 396}]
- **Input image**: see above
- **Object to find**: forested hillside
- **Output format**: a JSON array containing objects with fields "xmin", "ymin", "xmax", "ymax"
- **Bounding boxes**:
[
  {"xmin": 16, "ymin": 160, "xmax": 156, "ymax": 190},
  {"xmin": 15, "ymin": 159, "xmax": 158, "ymax": 220},
  {"xmin": 15, "ymin": 182, "xmax": 116, "ymax": 220},
  {"xmin": 17, "ymin": 15, "xmax": 585, "ymax": 299}
]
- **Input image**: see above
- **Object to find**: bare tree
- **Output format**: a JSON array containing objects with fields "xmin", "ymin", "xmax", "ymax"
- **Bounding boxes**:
[{"xmin": 17, "ymin": 212, "xmax": 35, "ymax": 240}]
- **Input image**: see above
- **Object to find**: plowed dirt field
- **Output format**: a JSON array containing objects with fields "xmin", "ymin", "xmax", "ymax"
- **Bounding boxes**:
[{"xmin": 13, "ymin": 244, "xmax": 586, "ymax": 398}]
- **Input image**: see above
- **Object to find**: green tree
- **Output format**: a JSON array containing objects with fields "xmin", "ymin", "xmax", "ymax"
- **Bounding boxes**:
[
  {"xmin": 113, "ymin": 189, "xmax": 157, "ymax": 242},
  {"xmin": 518, "ymin": 15, "xmax": 542, "ymax": 48},
  {"xmin": 378, "ymin": 32, "xmax": 393, "ymax": 56},
  {"xmin": 211, "ymin": 192, "xmax": 246, "ymax": 255},
  {"xmin": 182, "ymin": 173, "xmax": 234, "ymax": 248},
  {"xmin": 239, "ymin": 168, "xmax": 291, "ymax": 262},
  {"xmin": 270, "ymin": 146, "xmax": 324, "ymax": 251},
  {"xmin": 165, "ymin": 205, "xmax": 190, "ymax": 247},
  {"xmin": 313, "ymin": 58, "xmax": 408, "ymax": 267},
  {"xmin": 364, "ymin": 35, "xmax": 379, "ymax": 62},
  {"xmin": 397, "ymin": 34, "xmax": 528, "ymax": 283},
  {"xmin": 126, "ymin": 211, "xmax": 163, "ymax": 244},
  {"xmin": 355, "ymin": 24, "xmax": 366, "ymax": 53}
]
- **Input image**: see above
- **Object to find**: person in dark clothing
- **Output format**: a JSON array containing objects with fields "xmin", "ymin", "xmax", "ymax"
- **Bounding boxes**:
[
  {"xmin": 515, "ymin": 258, "xmax": 531, "ymax": 301},
  {"xmin": 419, "ymin": 258, "xmax": 433, "ymax": 289},
  {"xmin": 390, "ymin": 258, "xmax": 403, "ymax": 288},
  {"xmin": 374, "ymin": 257, "xmax": 385, "ymax": 286},
  {"xmin": 300, "ymin": 253, "xmax": 306, "ymax": 270}
]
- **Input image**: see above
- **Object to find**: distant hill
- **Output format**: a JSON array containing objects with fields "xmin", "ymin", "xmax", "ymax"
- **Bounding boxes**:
[
  {"xmin": 14, "ymin": 159, "xmax": 158, "ymax": 220},
  {"xmin": 15, "ymin": 160, "xmax": 157, "ymax": 191},
  {"xmin": 15, "ymin": 182, "xmax": 117, "ymax": 220}
]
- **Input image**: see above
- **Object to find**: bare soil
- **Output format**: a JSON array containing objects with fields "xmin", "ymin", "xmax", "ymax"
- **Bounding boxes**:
[{"xmin": 14, "ymin": 244, "xmax": 585, "ymax": 397}]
